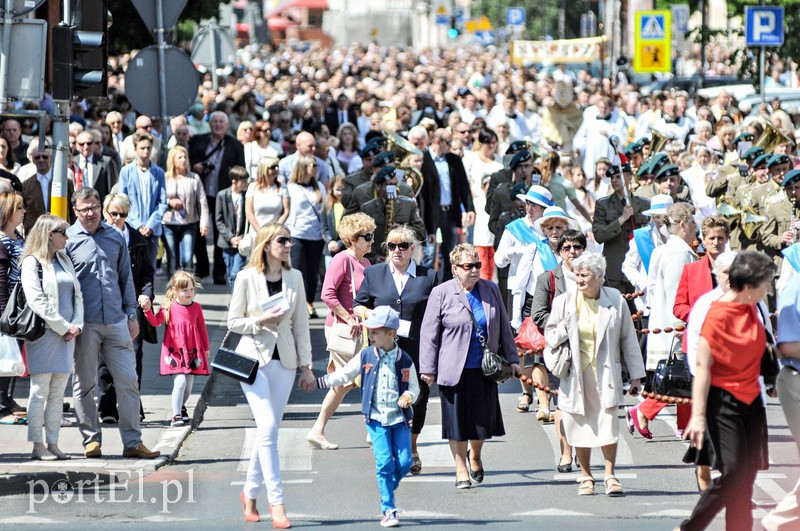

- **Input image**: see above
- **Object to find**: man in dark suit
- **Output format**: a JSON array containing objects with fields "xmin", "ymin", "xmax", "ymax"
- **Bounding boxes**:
[
  {"xmin": 592, "ymin": 165, "xmax": 650, "ymax": 293},
  {"xmin": 22, "ymin": 146, "xmax": 75, "ymax": 234},
  {"xmin": 188, "ymin": 111, "xmax": 245, "ymax": 284},
  {"xmin": 326, "ymin": 94, "xmax": 358, "ymax": 135},
  {"xmin": 75, "ymin": 131, "xmax": 118, "ymax": 203},
  {"xmin": 341, "ymin": 142, "xmax": 380, "ymax": 209},
  {"xmin": 214, "ymin": 167, "xmax": 249, "ymax": 288},
  {"xmin": 419, "ymin": 128, "xmax": 474, "ymax": 280},
  {"xmin": 485, "ymin": 140, "xmax": 531, "ymax": 213}
]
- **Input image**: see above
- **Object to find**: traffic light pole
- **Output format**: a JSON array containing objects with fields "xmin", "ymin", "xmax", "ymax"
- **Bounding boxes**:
[
  {"xmin": 0, "ymin": 0, "xmax": 11, "ymax": 114},
  {"xmin": 155, "ymin": 0, "xmax": 168, "ymax": 121},
  {"xmin": 50, "ymin": 0, "xmax": 72, "ymax": 220}
]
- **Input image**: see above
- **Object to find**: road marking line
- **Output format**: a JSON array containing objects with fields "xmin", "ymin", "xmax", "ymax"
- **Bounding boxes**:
[
  {"xmin": 514, "ymin": 508, "xmax": 594, "ymax": 516},
  {"xmin": 552, "ymin": 472, "xmax": 638, "ymax": 481},
  {"xmin": 415, "ymin": 424, "xmax": 456, "ymax": 469},
  {"xmin": 641, "ymin": 509, "xmax": 693, "ymax": 517},
  {"xmin": 542, "ymin": 421, "xmax": 632, "ymax": 466},
  {"xmin": 756, "ymin": 479, "xmax": 788, "ymax": 503},
  {"xmin": 239, "ymin": 428, "xmax": 313, "ymax": 472}
]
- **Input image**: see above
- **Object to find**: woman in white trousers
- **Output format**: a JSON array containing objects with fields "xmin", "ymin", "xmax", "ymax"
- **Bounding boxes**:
[{"xmin": 228, "ymin": 222, "xmax": 316, "ymax": 527}]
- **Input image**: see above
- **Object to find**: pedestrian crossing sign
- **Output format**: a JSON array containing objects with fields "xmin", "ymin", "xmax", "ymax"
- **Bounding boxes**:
[{"xmin": 633, "ymin": 10, "xmax": 671, "ymax": 74}]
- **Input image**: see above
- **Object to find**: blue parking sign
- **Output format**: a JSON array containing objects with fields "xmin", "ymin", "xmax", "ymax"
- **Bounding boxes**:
[
  {"xmin": 506, "ymin": 7, "xmax": 525, "ymax": 27},
  {"xmin": 745, "ymin": 6, "xmax": 784, "ymax": 46}
]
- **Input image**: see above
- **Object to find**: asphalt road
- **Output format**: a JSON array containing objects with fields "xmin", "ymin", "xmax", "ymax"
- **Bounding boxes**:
[{"xmin": 1, "ymin": 314, "xmax": 797, "ymax": 530}]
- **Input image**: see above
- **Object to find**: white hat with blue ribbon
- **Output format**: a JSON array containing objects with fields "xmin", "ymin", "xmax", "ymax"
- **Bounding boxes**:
[
  {"xmin": 642, "ymin": 194, "xmax": 674, "ymax": 216},
  {"xmin": 516, "ymin": 185, "xmax": 554, "ymax": 209},
  {"xmin": 533, "ymin": 205, "xmax": 578, "ymax": 232}
]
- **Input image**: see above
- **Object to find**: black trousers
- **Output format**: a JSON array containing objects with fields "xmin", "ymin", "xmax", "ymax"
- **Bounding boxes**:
[
  {"xmin": 194, "ymin": 196, "xmax": 225, "ymax": 282},
  {"xmin": 290, "ymin": 237, "xmax": 324, "ymax": 304},
  {"xmin": 681, "ymin": 386, "xmax": 767, "ymax": 531}
]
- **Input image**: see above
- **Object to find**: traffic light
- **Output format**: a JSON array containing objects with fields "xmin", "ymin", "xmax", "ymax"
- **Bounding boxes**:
[
  {"xmin": 51, "ymin": 0, "xmax": 108, "ymax": 101},
  {"xmin": 448, "ymin": 16, "xmax": 460, "ymax": 39}
]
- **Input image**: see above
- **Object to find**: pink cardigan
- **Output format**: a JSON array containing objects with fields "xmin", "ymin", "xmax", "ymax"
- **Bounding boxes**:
[{"xmin": 320, "ymin": 251, "xmax": 369, "ymax": 327}]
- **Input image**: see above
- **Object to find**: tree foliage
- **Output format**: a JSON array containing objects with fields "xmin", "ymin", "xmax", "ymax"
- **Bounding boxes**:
[
  {"xmin": 471, "ymin": 0, "xmax": 598, "ymax": 41},
  {"xmin": 107, "ymin": 0, "xmax": 228, "ymax": 55}
]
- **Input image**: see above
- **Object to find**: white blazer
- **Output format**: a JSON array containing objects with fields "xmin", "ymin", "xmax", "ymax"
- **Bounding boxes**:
[
  {"xmin": 227, "ymin": 266, "xmax": 312, "ymax": 370},
  {"xmin": 544, "ymin": 287, "xmax": 646, "ymax": 416},
  {"xmin": 20, "ymin": 252, "xmax": 84, "ymax": 336}
]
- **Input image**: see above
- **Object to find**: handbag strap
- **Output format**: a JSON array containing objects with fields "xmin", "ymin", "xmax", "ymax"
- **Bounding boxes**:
[
  {"xmin": 465, "ymin": 295, "xmax": 489, "ymax": 350},
  {"xmin": 755, "ymin": 303, "xmax": 775, "ymax": 345},
  {"xmin": 548, "ymin": 270, "xmax": 556, "ymax": 305}
]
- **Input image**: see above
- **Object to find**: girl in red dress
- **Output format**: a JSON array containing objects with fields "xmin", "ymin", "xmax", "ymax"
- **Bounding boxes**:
[{"xmin": 139, "ymin": 271, "xmax": 209, "ymax": 426}]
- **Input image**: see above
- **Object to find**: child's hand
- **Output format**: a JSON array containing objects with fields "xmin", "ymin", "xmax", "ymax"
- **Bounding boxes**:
[
  {"xmin": 397, "ymin": 394, "xmax": 413, "ymax": 409},
  {"xmin": 138, "ymin": 295, "xmax": 152, "ymax": 312}
]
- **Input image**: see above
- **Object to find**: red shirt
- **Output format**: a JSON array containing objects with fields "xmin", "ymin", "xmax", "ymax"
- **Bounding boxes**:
[{"xmin": 700, "ymin": 301, "xmax": 764, "ymax": 405}]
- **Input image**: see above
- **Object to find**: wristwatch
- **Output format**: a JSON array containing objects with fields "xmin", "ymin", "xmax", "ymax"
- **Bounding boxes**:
[{"xmin": 127, "ymin": 313, "xmax": 137, "ymax": 321}]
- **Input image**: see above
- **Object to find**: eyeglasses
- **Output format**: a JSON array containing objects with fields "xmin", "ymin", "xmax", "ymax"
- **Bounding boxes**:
[
  {"xmin": 140, "ymin": 124, "xmax": 153, "ymax": 130},
  {"xmin": 455, "ymin": 262, "xmax": 482, "ymax": 271},
  {"xmin": 108, "ymin": 211, "xmax": 128, "ymax": 218},
  {"xmin": 51, "ymin": 229, "xmax": 67, "ymax": 235},
  {"xmin": 260, "ymin": 128, "xmax": 271, "ymax": 133},
  {"xmin": 357, "ymin": 233, "xmax": 374, "ymax": 242},
  {"xmin": 560, "ymin": 244, "xmax": 584, "ymax": 252},
  {"xmin": 267, "ymin": 165, "xmax": 279, "ymax": 170},
  {"xmin": 74, "ymin": 204, "xmax": 101, "ymax": 214},
  {"xmin": 307, "ymin": 163, "xmax": 317, "ymax": 167},
  {"xmin": 33, "ymin": 154, "xmax": 50, "ymax": 160},
  {"xmin": 386, "ymin": 241, "xmax": 411, "ymax": 251},
  {"xmin": 271, "ymin": 236, "xmax": 292, "ymax": 246},
  {"xmin": 77, "ymin": 141, "xmax": 95, "ymax": 146}
]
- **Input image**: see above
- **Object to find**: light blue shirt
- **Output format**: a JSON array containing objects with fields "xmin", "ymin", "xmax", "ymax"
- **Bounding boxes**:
[
  {"xmin": 430, "ymin": 147, "xmax": 451, "ymax": 206},
  {"xmin": 369, "ymin": 343, "xmax": 405, "ymax": 426},
  {"xmin": 777, "ymin": 275, "xmax": 800, "ymax": 371}
]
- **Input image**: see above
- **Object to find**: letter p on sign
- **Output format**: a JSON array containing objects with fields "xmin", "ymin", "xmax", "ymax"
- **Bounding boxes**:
[{"xmin": 754, "ymin": 12, "xmax": 775, "ymax": 41}]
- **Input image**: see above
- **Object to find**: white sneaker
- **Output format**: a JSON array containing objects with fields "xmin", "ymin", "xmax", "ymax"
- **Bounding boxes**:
[
  {"xmin": 170, "ymin": 415, "xmax": 185, "ymax": 427},
  {"xmin": 380, "ymin": 509, "xmax": 399, "ymax": 528}
]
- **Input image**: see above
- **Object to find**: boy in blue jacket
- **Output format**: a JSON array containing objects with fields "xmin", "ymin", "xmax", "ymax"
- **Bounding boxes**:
[{"xmin": 317, "ymin": 306, "xmax": 419, "ymax": 528}]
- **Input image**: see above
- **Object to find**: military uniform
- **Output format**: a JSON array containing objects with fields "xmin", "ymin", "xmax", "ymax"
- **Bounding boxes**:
[
  {"xmin": 732, "ymin": 180, "xmax": 771, "ymax": 251},
  {"xmin": 344, "ymin": 180, "xmax": 414, "ymax": 217},
  {"xmin": 592, "ymin": 192, "xmax": 650, "ymax": 291},
  {"xmin": 360, "ymin": 195, "xmax": 427, "ymax": 262},
  {"xmin": 342, "ymin": 168, "xmax": 371, "ymax": 210},
  {"xmin": 760, "ymin": 192, "xmax": 792, "ymax": 271}
]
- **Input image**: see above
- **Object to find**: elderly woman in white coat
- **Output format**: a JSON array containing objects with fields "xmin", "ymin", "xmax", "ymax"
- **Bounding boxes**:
[
  {"xmin": 22, "ymin": 214, "xmax": 83, "ymax": 461},
  {"xmin": 544, "ymin": 252, "xmax": 645, "ymax": 497},
  {"xmin": 228, "ymin": 222, "xmax": 316, "ymax": 526}
]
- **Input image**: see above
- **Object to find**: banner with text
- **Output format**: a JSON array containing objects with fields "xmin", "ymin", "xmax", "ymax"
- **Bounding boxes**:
[{"xmin": 510, "ymin": 36, "xmax": 607, "ymax": 65}]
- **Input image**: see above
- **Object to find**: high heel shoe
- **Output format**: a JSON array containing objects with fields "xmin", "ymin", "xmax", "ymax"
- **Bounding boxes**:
[
  {"xmin": 240, "ymin": 491, "xmax": 260, "ymax": 523},
  {"xmin": 269, "ymin": 505, "xmax": 292, "ymax": 529}
]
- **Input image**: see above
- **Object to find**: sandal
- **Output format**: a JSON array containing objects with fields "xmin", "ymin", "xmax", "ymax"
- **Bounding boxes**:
[
  {"xmin": 537, "ymin": 408, "xmax": 554, "ymax": 423},
  {"xmin": 0, "ymin": 414, "xmax": 25, "ymax": 425},
  {"xmin": 409, "ymin": 452, "xmax": 422, "ymax": 475},
  {"xmin": 517, "ymin": 392, "xmax": 532, "ymax": 412},
  {"xmin": 605, "ymin": 476, "xmax": 624, "ymax": 496},
  {"xmin": 578, "ymin": 477, "xmax": 595, "ymax": 496}
]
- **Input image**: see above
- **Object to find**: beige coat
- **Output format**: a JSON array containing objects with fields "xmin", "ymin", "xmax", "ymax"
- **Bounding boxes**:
[
  {"xmin": 20, "ymin": 252, "xmax": 84, "ymax": 336},
  {"xmin": 227, "ymin": 266, "xmax": 312, "ymax": 370},
  {"xmin": 544, "ymin": 287, "xmax": 645, "ymax": 416}
]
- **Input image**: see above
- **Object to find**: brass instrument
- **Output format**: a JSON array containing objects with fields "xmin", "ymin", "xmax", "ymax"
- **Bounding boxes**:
[
  {"xmin": 740, "ymin": 188, "xmax": 766, "ymax": 240},
  {"xmin": 755, "ymin": 119, "xmax": 793, "ymax": 154},
  {"xmin": 385, "ymin": 130, "xmax": 424, "ymax": 197},
  {"xmin": 793, "ymin": 200, "xmax": 800, "ymax": 242},
  {"xmin": 647, "ymin": 129, "xmax": 673, "ymax": 160}
]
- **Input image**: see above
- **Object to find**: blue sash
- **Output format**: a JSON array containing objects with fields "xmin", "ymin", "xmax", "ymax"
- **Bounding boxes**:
[
  {"xmin": 782, "ymin": 243, "xmax": 800, "ymax": 272},
  {"xmin": 633, "ymin": 226, "xmax": 656, "ymax": 273},
  {"xmin": 506, "ymin": 218, "xmax": 558, "ymax": 271}
]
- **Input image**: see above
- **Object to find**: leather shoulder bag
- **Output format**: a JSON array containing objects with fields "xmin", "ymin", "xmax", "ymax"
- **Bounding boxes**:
[{"xmin": 0, "ymin": 258, "xmax": 45, "ymax": 341}]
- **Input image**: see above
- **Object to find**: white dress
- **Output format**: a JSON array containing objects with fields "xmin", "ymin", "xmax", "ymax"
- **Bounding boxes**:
[{"xmin": 463, "ymin": 154, "xmax": 502, "ymax": 248}]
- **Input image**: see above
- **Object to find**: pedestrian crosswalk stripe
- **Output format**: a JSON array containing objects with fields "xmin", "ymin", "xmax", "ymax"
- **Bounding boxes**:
[{"xmin": 641, "ymin": 15, "xmax": 665, "ymax": 39}]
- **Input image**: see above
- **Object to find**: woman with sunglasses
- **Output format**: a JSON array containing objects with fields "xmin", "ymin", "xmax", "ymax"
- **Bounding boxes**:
[
  {"xmin": 244, "ymin": 120, "xmax": 282, "ymax": 181},
  {"xmin": 306, "ymin": 212, "xmax": 376, "ymax": 450},
  {"xmin": 352, "ymin": 227, "xmax": 438, "ymax": 472},
  {"xmin": 419, "ymin": 243, "xmax": 519, "ymax": 488},
  {"xmin": 99, "ymin": 193, "xmax": 156, "ymax": 423},
  {"xmin": 526, "ymin": 229, "xmax": 587, "ymax": 473},
  {"xmin": 228, "ymin": 223, "xmax": 316, "ymax": 526}
]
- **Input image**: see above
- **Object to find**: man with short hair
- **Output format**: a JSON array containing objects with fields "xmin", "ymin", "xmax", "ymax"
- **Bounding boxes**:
[
  {"xmin": 66, "ymin": 187, "xmax": 160, "ymax": 460},
  {"xmin": 74, "ymin": 130, "xmax": 118, "ymax": 202},
  {"xmin": 278, "ymin": 130, "xmax": 330, "ymax": 184},
  {"xmin": 119, "ymin": 115, "xmax": 162, "ymax": 166},
  {"xmin": 21, "ymin": 145, "xmax": 75, "ymax": 234},
  {"xmin": 105, "ymin": 111, "xmax": 125, "ymax": 153},
  {"xmin": 2, "ymin": 118, "xmax": 29, "ymax": 165}
]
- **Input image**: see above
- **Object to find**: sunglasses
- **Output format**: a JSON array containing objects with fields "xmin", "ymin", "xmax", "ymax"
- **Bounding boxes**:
[
  {"xmin": 560, "ymin": 244, "xmax": 584, "ymax": 252},
  {"xmin": 455, "ymin": 262, "xmax": 482, "ymax": 271},
  {"xmin": 77, "ymin": 141, "xmax": 95, "ymax": 146},
  {"xmin": 33, "ymin": 154, "xmax": 50, "ymax": 160},
  {"xmin": 386, "ymin": 241, "xmax": 411, "ymax": 251},
  {"xmin": 267, "ymin": 165, "xmax": 279, "ymax": 170},
  {"xmin": 358, "ymin": 233, "xmax": 374, "ymax": 242},
  {"xmin": 272, "ymin": 236, "xmax": 292, "ymax": 246},
  {"xmin": 108, "ymin": 211, "xmax": 128, "ymax": 218},
  {"xmin": 51, "ymin": 229, "xmax": 67, "ymax": 235}
]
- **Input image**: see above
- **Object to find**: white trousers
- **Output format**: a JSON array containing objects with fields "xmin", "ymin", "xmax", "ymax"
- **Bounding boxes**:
[
  {"xmin": 28, "ymin": 373, "xmax": 69, "ymax": 444},
  {"xmin": 241, "ymin": 361, "xmax": 295, "ymax": 505}
]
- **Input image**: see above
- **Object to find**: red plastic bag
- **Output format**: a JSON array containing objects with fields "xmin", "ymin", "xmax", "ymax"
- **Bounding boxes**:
[{"xmin": 515, "ymin": 317, "xmax": 546, "ymax": 353}]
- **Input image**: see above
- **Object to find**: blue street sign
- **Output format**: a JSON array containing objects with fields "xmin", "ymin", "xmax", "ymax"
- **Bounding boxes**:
[
  {"xmin": 475, "ymin": 30, "xmax": 494, "ymax": 46},
  {"xmin": 506, "ymin": 7, "xmax": 525, "ymax": 27},
  {"xmin": 745, "ymin": 6, "xmax": 784, "ymax": 47}
]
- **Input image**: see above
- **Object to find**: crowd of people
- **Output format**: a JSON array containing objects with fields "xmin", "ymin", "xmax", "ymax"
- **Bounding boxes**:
[{"xmin": 0, "ymin": 41, "xmax": 799, "ymax": 529}]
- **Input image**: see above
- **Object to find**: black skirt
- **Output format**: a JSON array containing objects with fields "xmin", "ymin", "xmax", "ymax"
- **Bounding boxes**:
[{"xmin": 439, "ymin": 368, "xmax": 505, "ymax": 441}]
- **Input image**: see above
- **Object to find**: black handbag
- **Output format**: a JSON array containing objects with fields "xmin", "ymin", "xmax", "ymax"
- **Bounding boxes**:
[
  {"xmin": 210, "ymin": 332, "xmax": 259, "ymax": 385},
  {"xmin": 757, "ymin": 305, "xmax": 780, "ymax": 386},
  {"xmin": 0, "ymin": 258, "xmax": 45, "ymax": 341},
  {"xmin": 468, "ymin": 303, "xmax": 513, "ymax": 384},
  {"xmin": 652, "ymin": 347, "xmax": 692, "ymax": 398}
]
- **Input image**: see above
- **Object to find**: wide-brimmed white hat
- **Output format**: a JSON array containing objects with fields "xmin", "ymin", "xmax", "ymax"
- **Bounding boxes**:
[
  {"xmin": 516, "ymin": 185, "xmax": 554, "ymax": 208},
  {"xmin": 642, "ymin": 194, "xmax": 674, "ymax": 216},
  {"xmin": 533, "ymin": 206, "xmax": 578, "ymax": 232}
]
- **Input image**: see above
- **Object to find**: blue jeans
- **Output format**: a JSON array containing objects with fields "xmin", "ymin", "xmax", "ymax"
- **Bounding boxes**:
[
  {"xmin": 163, "ymin": 223, "xmax": 197, "ymax": 276},
  {"xmin": 222, "ymin": 248, "xmax": 246, "ymax": 289},
  {"xmin": 365, "ymin": 419, "xmax": 412, "ymax": 513}
]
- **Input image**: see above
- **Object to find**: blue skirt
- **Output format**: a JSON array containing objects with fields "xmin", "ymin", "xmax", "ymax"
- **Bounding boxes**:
[{"xmin": 439, "ymin": 368, "xmax": 505, "ymax": 441}]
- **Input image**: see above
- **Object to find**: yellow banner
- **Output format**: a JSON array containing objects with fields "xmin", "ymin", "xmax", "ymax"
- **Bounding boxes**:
[{"xmin": 510, "ymin": 36, "xmax": 607, "ymax": 65}]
